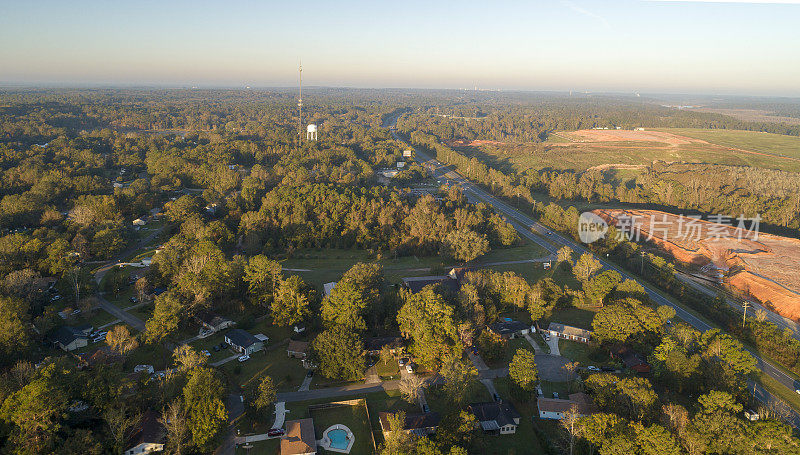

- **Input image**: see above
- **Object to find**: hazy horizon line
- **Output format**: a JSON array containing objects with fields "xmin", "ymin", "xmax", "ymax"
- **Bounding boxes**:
[{"xmin": 2, "ymin": 82, "xmax": 800, "ymax": 100}]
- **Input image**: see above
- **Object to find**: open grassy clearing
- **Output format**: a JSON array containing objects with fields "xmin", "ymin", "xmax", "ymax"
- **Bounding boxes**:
[
  {"xmin": 281, "ymin": 238, "xmax": 548, "ymax": 288},
  {"xmin": 310, "ymin": 402, "xmax": 375, "ymax": 455},
  {"xmin": 465, "ymin": 128, "xmax": 800, "ymax": 172},
  {"xmin": 659, "ymin": 128, "xmax": 800, "ymax": 160}
]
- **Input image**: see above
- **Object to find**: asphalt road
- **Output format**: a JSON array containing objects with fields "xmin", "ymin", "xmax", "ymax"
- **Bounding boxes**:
[{"xmin": 389, "ymin": 122, "xmax": 800, "ymax": 428}]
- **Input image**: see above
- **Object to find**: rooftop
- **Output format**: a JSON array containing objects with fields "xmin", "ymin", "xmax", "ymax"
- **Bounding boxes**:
[
  {"xmin": 488, "ymin": 320, "xmax": 529, "ymax": 336},
  {"xmin": 281, "ymin": 418, "xmax": 317, "ymax": 455},
  {"xmin": 225, "ymin": 329, "xmax": 260, "ymax": 348},
  {"xmin": 49, "ymin": 325, "xmax": 89, "ymax": 346},
  {"xmin": 548, "ymin": 322, "xmax": 592, "ymax": 339},
  {"xmin": 537, "ymin": 392, "xmax": 597, "ymax": 415},
  {"xmin": 378, "ymin": 411, "xmax": 441, "ymax": 433},
  {"xmin": 468, "ymin": 401, "xmax": 520, "ymax": 428},
  {"xmin": 401, "ymin": 276, "xmax": 459, "ymax": 294}
]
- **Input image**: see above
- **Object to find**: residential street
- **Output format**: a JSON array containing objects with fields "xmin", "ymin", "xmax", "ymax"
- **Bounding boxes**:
[{"xmin": 389, "ymin": 117, "xmax": 800, "ymax": 428}]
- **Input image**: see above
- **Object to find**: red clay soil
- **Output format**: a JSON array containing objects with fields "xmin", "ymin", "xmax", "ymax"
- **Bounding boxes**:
[
  {"xmin": 594, "ymin": 209, "xmax": 800, "ymax": 321},
  {"xmin": 449, "ymin": 139, "xmax": 507, "ymax": 147}
]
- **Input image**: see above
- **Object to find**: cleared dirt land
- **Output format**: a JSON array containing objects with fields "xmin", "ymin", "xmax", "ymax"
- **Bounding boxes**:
[
  {"xmin": 459, "ymin": 128, "xmax": 800, "ymax": 173},
  {"xmin": 594, "ymin": 208, "xmax": 800, "ymax": 321}
]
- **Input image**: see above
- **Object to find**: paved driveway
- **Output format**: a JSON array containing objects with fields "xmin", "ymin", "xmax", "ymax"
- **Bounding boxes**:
[
  {"xmin": 535, "ymin": 354, "xmax": 571, "ymax": 382},
  {"xmin": 546, "ymin": 336, "xmax": 561, "ymax": 356}
]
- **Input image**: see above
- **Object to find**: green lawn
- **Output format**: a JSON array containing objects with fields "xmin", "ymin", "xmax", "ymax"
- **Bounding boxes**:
[
  {"xmin": 309, "ymin": 402, "xmax": 376, "ymax": 455},
  {"xmin": 469, "ymin": 128, "xmax": 800, "ymax": 173},
  {"xmin": 235, "ymin": 438, "xmax": 279, "ymax": 455},
  {"xmin": 558, "ymin": 340, "xmax": 610, "ymax": 368},
  {"xmin": 221, "ymin": 346, "xmax": 307, "ymax": 392},
  {"xmin": 472, "ymin": 378, "xmax": 549, "ymax": 455},
  {"xmin": 660, "ymin": 128, "xmax": 800, "ymax": 161},
  {"xmin": 279, "ymin": 238, "xmax": 548, "ymax": 288},
  {"xmin": 543, "ymin": 305, "xmax": 598, "ymax": 330}
]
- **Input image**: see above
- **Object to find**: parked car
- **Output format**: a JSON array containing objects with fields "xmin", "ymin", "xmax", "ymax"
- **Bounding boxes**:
[
  {"xmin": 213, "ymin": 345, "xmax": 220, "ymax": 352},
  {"xmin": 220, "ymin": 342, "xmax": 229, "ymax": 349},
  {"xmin": 601, "ymin": 366, "xmax": 616, "ymax": 372},
  {"xmin": 587, "ymin": 366, "xmax": 600, "ymax": 372},
  {"xmin": 422, "ymin": 404, "xmax": 430, "ymax": 413},
  {"xmin": 398, "ymin": 357, "xmax": 408, "ymax": 366},
  {"xmin": 238, "ymin": 355, "xmax": 250, "ymax": 362},
  {"xmin": 267, "ymin": 429, "xmax": 285, "ymax": 437},
  {"xmin": 493, "ymin": 393, "xmax": 501, "ymax": 402},
  {"xmin": 129, "ymin": 297, "xmax": 138, "ymax": 303},
  {"xmin": 201, "ymin": 350, "xmax": 211, "ymax": 357},
  {"xmin": 306, "ymin": 370, "xmax": 314, "ymax": 378},
  {"xmin": 405, "ymin": 364, "xmax": 414, "ymax": 374}
]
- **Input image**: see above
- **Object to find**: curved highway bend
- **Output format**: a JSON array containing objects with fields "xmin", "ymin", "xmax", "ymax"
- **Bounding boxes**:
[{"xmin": 388, "ymin": 120, "xmax": 800, "ymax": 427}]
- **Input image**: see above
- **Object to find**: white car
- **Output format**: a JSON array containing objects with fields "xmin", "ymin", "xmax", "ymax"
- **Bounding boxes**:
[
  {"xmin": 405, "ymin": 364, "xmax": 414, "ymax": 374},
  {"xmin": 134, "ymin": 364, "xmax": 154, "ymax": 374},
  {"xmin": 201, "ymin": 350, "xmax": 211, "ymax": 357},
  {"xmin": 238, "ymin": 355, "xmax": 250, "ymax": 362},
  {"xmin": 587, "ymin": 366, "xmax": 600, "ymax": 372}
]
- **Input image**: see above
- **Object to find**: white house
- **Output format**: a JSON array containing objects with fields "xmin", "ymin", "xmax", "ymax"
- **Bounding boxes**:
[{"xmin": 537, "ymin": 393, "xmax": 597, "ymax": 420}]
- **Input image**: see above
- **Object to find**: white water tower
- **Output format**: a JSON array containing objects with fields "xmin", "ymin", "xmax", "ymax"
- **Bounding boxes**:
[{"xmin": 306, "ymin": 124, "xmax": 318, "ymax": 141}]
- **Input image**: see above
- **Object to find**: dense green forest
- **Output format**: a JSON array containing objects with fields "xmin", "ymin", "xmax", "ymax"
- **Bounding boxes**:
[{"xmin": 1, "ymin": 89, "xmax": 799, "ymax": 454}]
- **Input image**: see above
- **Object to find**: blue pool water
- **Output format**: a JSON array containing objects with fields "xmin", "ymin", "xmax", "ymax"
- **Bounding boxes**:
[{"xmin": 328, "ymin": 429, "xmax": 349, "ymax": 450}]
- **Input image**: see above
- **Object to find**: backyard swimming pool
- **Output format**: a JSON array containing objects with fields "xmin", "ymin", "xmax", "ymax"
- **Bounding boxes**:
[{"xmin": 328, "ymin": 428, "xmax": 349, "ymax": 450}]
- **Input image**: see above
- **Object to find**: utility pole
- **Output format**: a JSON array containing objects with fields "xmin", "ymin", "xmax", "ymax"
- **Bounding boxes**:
[
  {"xmin": 298, "ymin": 62, "xmax": 303, "ymax": 148},
  {"xmin": 742, "ymin": 301, "xmax": 751, "ymax": 328}
]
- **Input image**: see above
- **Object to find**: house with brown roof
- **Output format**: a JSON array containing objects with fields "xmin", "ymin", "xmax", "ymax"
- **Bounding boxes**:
[
  {"xmin": 194, "ymin": 310, "xmax": 235, "ymax": 334},
  {"xmin": 609, "ymin": 345, "xmax": 651, "ymax": 374},
  {"xmin": 124, "ymin": 410, "xmax": 164, "ymax": 455},
  {"xmin": 537, "ymin": 392, "xmax": 597, "ymax": 420},
  {"xmin": 378, "ymin": 411, "xmax": 441, "ymax": 437},
  {"xmin": 281, "ymin": 418, "xmax": 317, "ymax": 455},
  {"xmin": 547, "ymin": 322, "xmax": 592, "ymax": 343},
  {"xmin": 364, "ymin": 336, "xmax": 404, "ymax": 355}
]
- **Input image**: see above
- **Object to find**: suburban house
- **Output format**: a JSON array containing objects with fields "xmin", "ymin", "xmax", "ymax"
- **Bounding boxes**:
[
  {"xmin": 401, "ymin": 276, "xmax": 459, "ymax": 294},
  {"xmin": 49, "ymin": 325, "xmax": 91, "ymax": 351},
  {"xmin": 609, "ymin": 345, "xmax": 651, "ymax": 374},
  {"xmin": 365, "ymin": 336, "xmax": 404, "ymax": 356},
  {"xmin": 378, "ymin": 411, "xmax": 441, "ymax": 437},
  {"xmin": 487, "ymin": 320, "xmax": 531, "ymax": 340},
  {"xmin": 194, "ymin": 310, "xmax": 235, "ymax": 334},
  {"xmin": 537, "ymin": 392, "xmax": 597, "ymax": 420},
  {"xmin": 124, "ymin": 410, "xmax": 165, "ymax": 455},
  {"xmin": 281, "ymin": 418, "xmax": 317, "ymax": 455},
  {"xmin": 287, "ymin": 340, "xmax": 310, "ymax": 359},
  {"xmin": 468, "ymin": 401, "xmax": 521, "ymax": 435},
  {"xmin": 547, "ymin": 322, "xmax": 592, "ymax": 343},
  {"xmin": 224, "ymin": 329, "xmax": 265, "ymax": 355}
]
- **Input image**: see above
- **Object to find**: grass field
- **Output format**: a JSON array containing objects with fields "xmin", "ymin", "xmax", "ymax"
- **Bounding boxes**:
[
  {"xmin": 660, "ymin": 128, "xmax": 800, "ymax": 160},
  {"xmin": 281, "ymin": 238, "xmax": 548, "ymax": 288},
  {"xmin": 309, "ymin": 402, "xmax": 375, "ymax": 455},
  {"xmin": 466, "ymin": 128, "xmax": 800, "ymax": 173}
]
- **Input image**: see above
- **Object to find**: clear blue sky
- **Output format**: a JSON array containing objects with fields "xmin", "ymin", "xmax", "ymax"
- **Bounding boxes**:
[{"xmin": 1, "ymin": 0, "xmax": 799, "ymax": 95}]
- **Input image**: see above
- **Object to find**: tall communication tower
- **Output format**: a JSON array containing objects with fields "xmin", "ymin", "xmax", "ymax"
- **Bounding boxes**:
[{"xmin": 298, "ymin": 62, "xmax": 303, "ymax": 146}]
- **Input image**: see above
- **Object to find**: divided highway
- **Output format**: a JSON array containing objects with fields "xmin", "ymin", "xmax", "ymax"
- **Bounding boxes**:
[{"xmin": 389, "ymin": 124, "xmax": 800, "ymax": 427}]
